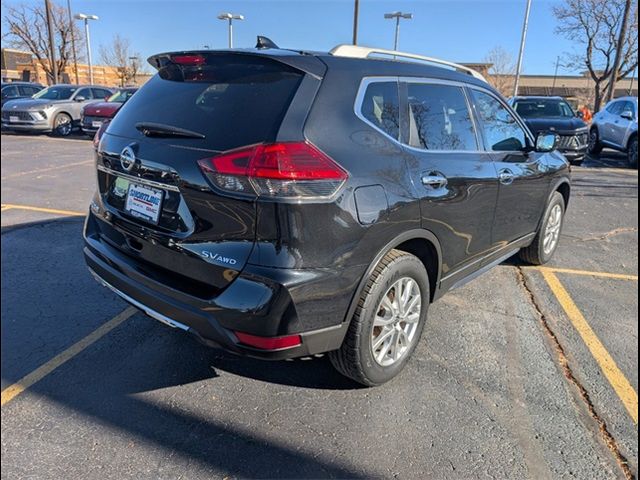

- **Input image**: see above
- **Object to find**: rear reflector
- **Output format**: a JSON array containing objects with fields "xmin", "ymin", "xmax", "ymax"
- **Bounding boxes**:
[
  {"xmin": 234, "ymin": 331, "xmax": 302, "ymax": 350},
  {"xmin": 197, "ymin": 141, "xmax": 348, "ymax": 200}
]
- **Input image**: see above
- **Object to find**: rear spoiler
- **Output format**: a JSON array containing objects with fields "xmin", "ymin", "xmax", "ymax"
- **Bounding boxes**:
[{"xmin": 147, "ymin": 49, "xmax": 326, "ymax": 79}]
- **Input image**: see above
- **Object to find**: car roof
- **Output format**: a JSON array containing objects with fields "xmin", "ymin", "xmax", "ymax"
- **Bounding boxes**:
[
  {"xmin": 148, "ymin": 47, "xmax": 492, "ymax": 90},
  {"xmin": 512, "ymin": 96, "xmax": 565, "ymax": 101},
  {"xmin": 1, "ymin": 81, "xmax": 42, "ymax": 87}
]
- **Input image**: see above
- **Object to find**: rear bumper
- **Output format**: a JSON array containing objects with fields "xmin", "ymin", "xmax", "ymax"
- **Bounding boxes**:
[{"xmin": 83, "ymin": 212, "xmax": 353, "ymax": 359}]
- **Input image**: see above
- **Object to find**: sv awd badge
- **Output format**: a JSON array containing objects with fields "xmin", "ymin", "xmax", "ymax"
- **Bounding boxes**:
[{"xmin": 201, "ymin": 251, "xmax": 238, "ymax": 266}]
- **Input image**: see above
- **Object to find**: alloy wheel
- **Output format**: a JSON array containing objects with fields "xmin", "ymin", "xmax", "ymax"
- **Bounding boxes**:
[
  {"xmin": 56, "ymin": 116, "xmax": 72, "ymax": 136},
  {"xmin": 371, "ymin": 277, "xmax": 421, "ymax": 367},
  {"xmin": 543, "ymin": 204, "xmax": 562, "ymax": 255}
]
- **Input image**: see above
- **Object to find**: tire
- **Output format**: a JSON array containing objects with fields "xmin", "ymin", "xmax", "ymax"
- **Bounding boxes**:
[
  {"xmin": 329, "ymin": 249, "xmax": 429, "ymax": 386},
  {"xmin": 588, "ymin": 128, "xmax": 603, "ymax": 155},
  {"xmin": 52, "ymin": 113, "xmax": 73, "ymax": 137},
  {"xmin": 519, "ymin": 192, "xmax": 565, "ymax": 265},
  {"xmin": 628, "ymin": 136, "xmax": 638, "ymax": 169}
]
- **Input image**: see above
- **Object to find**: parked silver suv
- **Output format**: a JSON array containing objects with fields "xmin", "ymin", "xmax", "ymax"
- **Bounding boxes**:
[
  {"xmin": 1, "ymin": 84, "xmax": 114, "ymax": 136},
  {"xmin": 588, "ymin": 96, "xmax": 638, "ymax": 168}
]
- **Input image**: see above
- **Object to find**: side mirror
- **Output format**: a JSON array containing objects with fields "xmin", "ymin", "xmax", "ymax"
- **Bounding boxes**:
[
  {"xmin": 620, "ymin": 110, "xmax": 634, "ymax": 120},
  {"xmin": 74, "ymin": 95, "xmax": 86, "ymax": 102},
  {"xmin": 576, "ymin": 111, "xmax": 584, "ymax": 119},
  {"xmin": 535, "ymin": 132, "xmax": 557, "ymax": 153}
]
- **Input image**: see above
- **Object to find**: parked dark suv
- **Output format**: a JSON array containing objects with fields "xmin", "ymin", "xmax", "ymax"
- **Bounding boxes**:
[
  {"xmin": 509, "ymin": 96, "xmax": 589, "ymax": 165},
  {"xmin": 84, "ymin": 42, "xmax": 570, "ymax": 386}
]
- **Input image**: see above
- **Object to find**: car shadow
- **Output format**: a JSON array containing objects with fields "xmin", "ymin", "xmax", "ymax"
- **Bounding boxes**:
[{"xmin": 2, "ymin": 216, "xmax": 370, "ymax": 477}]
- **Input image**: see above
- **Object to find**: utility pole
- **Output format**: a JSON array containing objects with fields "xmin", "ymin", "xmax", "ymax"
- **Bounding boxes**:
[
  {"xmin": 513, "ymin": 0, "xmax": 532, "ymax": 97},
  {"xmin": 384, "ymin": 11, "xmax": 413, "ymax": 51},
  {"xmin": 66, "ymin": 0, "xmax": 79, "ymax": 84},
  {"xmin": 551, "ymin": 56, "xmax": 560, "ymax": 95},
  {"xmin": 605, "ymin": 0, "xmax": 632, "ymax": 102},
  {"xmin": 44, "ymin": 0, "xmax": 59, "ymax": 84},
  {"xmin": 352, "ymin": 0, "xmax": 360, "ymax": 45}
]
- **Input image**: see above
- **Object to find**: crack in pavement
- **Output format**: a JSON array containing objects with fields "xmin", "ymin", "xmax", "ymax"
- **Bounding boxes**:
[
  {"xmin": 515, "ymin": 267, "xmax": 635, "ymax": 480},
  {"xmin": 564, "ymin": 227, "xmax": 638, "ymax": 243}
]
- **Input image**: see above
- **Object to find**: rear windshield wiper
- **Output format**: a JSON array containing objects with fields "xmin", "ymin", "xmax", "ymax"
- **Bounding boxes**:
[{"xmin": 135, "ymin": 122, "xmax": 205, "ymax": 139}]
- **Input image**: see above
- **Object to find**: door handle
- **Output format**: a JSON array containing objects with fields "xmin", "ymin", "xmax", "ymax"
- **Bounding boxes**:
[
  {"xmin": 498, "ymin": 169, "xmax": 515, "ymax": 185},
  {"xmin": 421, "ymin": 173, "xmax": 448, "ymax": 189}
]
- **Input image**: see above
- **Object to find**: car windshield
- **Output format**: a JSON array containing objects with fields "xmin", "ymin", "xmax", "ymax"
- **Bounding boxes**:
[
  {"xmin": 33, "ymin": 86, "xmax": 77, "ymax": 100},
  {"xmin": 514, "ymin": 99, "xmax": 575, "ymax": 118},
  {"xmin": 107, "ymin": 90, "xmax": 136, "ymax": 103}
]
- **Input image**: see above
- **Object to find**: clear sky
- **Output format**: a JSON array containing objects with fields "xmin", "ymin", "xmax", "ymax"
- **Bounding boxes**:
[{"xmin": 2, "ymin": 0, "xmax": 584, "ymax": 75}]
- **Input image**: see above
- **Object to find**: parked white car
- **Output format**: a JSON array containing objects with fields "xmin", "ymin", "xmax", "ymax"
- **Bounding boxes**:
[
  {"xmin": 1, "ymin": 84, "xmax": 114, "ymax": 136},
  {"xmin": 588, "ymin": 96, "xmax": 638, "ymax": 168}
]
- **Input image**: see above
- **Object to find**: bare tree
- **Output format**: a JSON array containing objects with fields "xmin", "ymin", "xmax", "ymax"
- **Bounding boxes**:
[
  {"xmin": 483, "ymin": 46, "xmax": 516, "ymax": 97},
  {"xmin": 2, "ymin": 1, "xmax": 82, "ymax": 83},
  {"xmin": 554, "ymin": 0, "xmax": 638, "ymax": 111},
  {"xmin": 99, "ymin": 34, "xmax": 142, "ymax": 87}
]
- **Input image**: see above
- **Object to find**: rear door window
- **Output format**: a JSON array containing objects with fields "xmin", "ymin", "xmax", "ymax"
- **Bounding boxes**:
[
  {"xmin": 359, "ymin": 81, "xmax": 400, "ymax": 140},
  {"xmin": 92, "ymin": 88, "xmax": 112, "ymax": 99},
  {"xmin": 18, "ymin": 86, "xmax": 38, "ymax": 96},
  {"xmin": 107, "ymin": 54, "xmax": 304, "ymax": 151},
  {"xmin": 3, "ymin": 85, "xmax": 19, "ymax": 98},
  {"xmin": 406, "ymin": 83, "xmax": 477, "ymax": 151},
  {"xmin": 76, "ymin": 88, "xmax": 93, "ymax": 100}
]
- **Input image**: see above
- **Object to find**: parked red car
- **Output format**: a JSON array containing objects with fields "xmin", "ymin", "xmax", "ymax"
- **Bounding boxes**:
[{"xmin": 81, "ymin": 88, "xmax": 138, "ymax": 135}]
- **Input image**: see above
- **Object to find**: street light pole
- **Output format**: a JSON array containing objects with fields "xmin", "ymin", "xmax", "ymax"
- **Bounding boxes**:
[
  {"xmin": 384, "ymin": 11, "xmax": 413, "ymax": 51},
  {"xmin": 217, "ymin": 12, "xmax": 244, "ymax": 48},
  {"xmin": 74, "ymin": 13, "xmax": 99, "ymax": 84},
  {"xmin": 44, "ymin": 0, "xmax": 59, "ymax": 84},
  {"xmin": 66, "ymin": 0, "xmax": 79, "ymax": 84},
  {"xmin": 513, "ymin": 0, "xmax": 532, "ymax": 97},
  {"xmin": 352, "ymin": 0, "xmax": 360, "ymax": 45}
]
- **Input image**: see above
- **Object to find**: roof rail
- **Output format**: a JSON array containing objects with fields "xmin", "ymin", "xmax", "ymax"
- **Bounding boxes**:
[{"xmin": 329, "ymin": 45, "xmax": 487, "ymax": 82}]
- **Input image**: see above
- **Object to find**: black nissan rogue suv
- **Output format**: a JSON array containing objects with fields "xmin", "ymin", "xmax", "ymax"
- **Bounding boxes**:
[{"xmin": 84, "ymin": 42, "xmax": 570, "ymax": 386}]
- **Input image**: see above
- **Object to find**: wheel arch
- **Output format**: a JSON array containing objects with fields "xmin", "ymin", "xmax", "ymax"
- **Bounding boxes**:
[
  {"xmin": 342, "ymin": 229, "xmax": 443, "ymax": 325},
  {"xmin": 554, "ymin": 179, "xmax": 571, "ymax": 210}
]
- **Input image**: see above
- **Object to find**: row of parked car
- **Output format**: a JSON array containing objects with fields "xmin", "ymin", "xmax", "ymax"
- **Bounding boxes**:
[{"xmin": 1, "ymin": 81, "xmax": 137, "ymax": 137}]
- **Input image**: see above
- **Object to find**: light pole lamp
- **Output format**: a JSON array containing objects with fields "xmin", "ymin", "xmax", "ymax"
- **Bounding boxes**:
[
  {"xmin": 74, "ymin": 13, "xmax": 99, "ymax": 85},
  {"xmin": 217, "ymin": 12, "xmax": 244, "ymax": 48},
  {"xmin": 384, "ymin": 11, "xmax": 412, "ymax": 51}
]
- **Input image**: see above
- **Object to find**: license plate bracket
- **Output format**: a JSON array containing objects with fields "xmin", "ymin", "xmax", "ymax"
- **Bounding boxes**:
[{"xmin": 125, "ymin": 183, "xmax": 164, "ymax": 224}]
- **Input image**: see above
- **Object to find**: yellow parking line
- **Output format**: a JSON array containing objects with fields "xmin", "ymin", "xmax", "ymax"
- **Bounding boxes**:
[
  {"xmin": 541, "ymin": 270, "xmax": 638, "ymax": 424},
  {"xmin": 0, "ymin": 204, "xmax": 85, "ymax": 217},
  {"xmin": 533, "ymin": 266, "xmax": 638, "ymax": 282},
  {"xmin": 1, "ymin": 307, "xmax": 137, "ymax": 407}
]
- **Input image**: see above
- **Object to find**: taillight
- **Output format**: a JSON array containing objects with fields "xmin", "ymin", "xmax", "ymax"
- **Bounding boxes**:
[
  {"xmin": 197, "ymin": 141, "xmax": 348, "ymax": 200},
  {"xmin": 171, "ymin": 54, "xmax": 206, "ymax": 66}
]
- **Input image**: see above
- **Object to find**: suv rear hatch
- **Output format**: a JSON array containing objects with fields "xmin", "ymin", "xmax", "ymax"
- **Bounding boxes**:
[{"xmin": 93, "ymin": 52, "xmax": 313, "ymax": 296}]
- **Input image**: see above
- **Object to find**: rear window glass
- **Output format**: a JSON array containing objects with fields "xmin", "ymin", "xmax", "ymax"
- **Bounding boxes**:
[
  {"xmin": 407, "ymin": 83, "xmax": 477, "ymax": 151},
  {"xmin": 107, "ymin": 55, "xmax": 303, "ymax": 151}
]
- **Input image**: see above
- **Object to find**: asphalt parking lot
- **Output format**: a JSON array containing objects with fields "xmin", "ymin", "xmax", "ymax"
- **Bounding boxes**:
[{"xmin": 1, "ymin": 132, "xmax": 637, "ymax": 479}]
